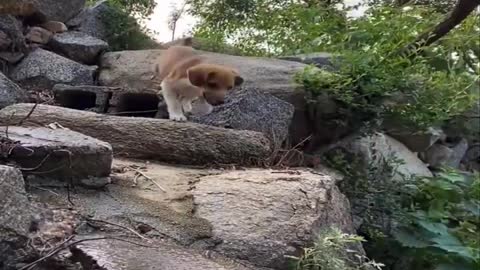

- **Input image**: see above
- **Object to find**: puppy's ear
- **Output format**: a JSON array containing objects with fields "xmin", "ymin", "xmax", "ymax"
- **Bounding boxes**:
[
  {"xmin": 234, "ymin": 76, "xmax": 244, "ymax": 86},
  {"xmin": 187, "ymin": 67, "xmax": 206, "ymax": 87}
]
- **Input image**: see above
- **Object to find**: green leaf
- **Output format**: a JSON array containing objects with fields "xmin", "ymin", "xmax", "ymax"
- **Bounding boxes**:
[
  {"xmin": 435, "ymin": 263, "xmax": 474, "ymax": 270},
  {"xmin": 393, "ymin": 228, "xmax": 431, "ymax": 248},
  {"xmin": 431, "ymin": 234, "xmax": 474, "ymax": 260},
  {"xmin": 417, "ymin": 220, "xmax": 449, "ymax": 236}
]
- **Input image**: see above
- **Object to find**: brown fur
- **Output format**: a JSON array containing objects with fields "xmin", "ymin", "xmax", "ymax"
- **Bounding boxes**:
[{"xmin": 156, "ymin": 45, "xmax": 244, "ymax": 121}]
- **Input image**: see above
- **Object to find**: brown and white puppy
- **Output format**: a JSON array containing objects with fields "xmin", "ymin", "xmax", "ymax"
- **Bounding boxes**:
[{"xmin": 156, "ymin": 45, "xmax": 244, "ymax": 121}]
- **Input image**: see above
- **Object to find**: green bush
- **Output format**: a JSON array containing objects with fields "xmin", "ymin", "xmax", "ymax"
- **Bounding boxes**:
[
  {"xmin": 392, "ymin": 170, "xmax": 480, "ymax": 270},
  {"xmin": 88, "ymin": 0, "xmax": 160, "ymax": 51},
  {"xmin": 326, "ymin": 148, "xmax": 480, "ymax": 270},
  {"xmin": 289, "ymin": 228, "xmax": 384, "ymax": 270},
  {"xmin": 294, "ymin": 6, "xmax": 479, "ymax": 130}
]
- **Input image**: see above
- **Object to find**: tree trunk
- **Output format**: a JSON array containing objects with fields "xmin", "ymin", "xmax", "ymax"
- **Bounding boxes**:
[
  {"xmin": 0, "ymin": 104, "xmax": 272, "ymax": 166},
  {"xmin": 402, "ymin": 0, "xmax": 480, "ymax": 55}
]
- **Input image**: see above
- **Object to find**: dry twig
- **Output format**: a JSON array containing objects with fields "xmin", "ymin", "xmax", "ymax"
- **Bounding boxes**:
[
  {"xmin": 20, "ymin": 236, "xmax": 155, "ymax": 270},
  {"xmin": 17, "ymin": 103, "xmax": 38, "ymax": 126},
  {"xmin": 86, "ymin": 218, "xmax": 151, "ymax": 242},
  {"xmin": 133, "ymin": 169, "xmax": 167, "ymax": 192}
]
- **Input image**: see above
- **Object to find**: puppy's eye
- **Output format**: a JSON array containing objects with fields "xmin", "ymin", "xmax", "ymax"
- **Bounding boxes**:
[
  {"xmin": 228, "ymin": 86, "xmax": 233, "ymax": 90},
  {"xmin": 207, "ymin": 82, "xmax": 217, "ymax": 88}
]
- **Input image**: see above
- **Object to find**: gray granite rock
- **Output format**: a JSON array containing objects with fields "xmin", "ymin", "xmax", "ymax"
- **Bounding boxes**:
[
  {"xmin": 193, "ymin": 169, "xmax": 354, "ymax": 269},
  {"xmin": 49, "ymin": 31, "xmax": 108, "ymax": 64},
  {"xmin": 190, "ymin": 88, "xmax": 295, "ymax": 149},
  {"xmin": 67, "ymin": 0, "xmax": 109, "ymax": 41},
  {"xmin": 0, "ymin": 126, "xmax": 112, "ymax": 182},
  {"xmin": 10, "ymin": 48, "xmax": 96, "ymax": 90},
  {"xmin": 0, "ymin": 72, "xmax": 28, "ymax": 109}
]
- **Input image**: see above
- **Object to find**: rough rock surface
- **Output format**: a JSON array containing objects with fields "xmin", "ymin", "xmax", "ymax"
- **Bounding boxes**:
[
  {"xmin": 49, "ymin": 31, "xmax": 109, "ymax": 64},
  {"xmin": 0, "ymin": 165, "xmax": 36, "ymax": 269},
  {"xmin": 328, "ymin": 132, "xmax": 433, "ymax": 181},
  {"xmin": 67, "ymin": 0, "xmax": 109, "ymax": 41},
  {"xmin": 73, "ymin": 234, "xmax": 264, "ymax": 270},
  {"xmin": 193, "ymin": 169, "xmax": 354, "ymax": 268},
  {"xmin": 0, "ymin": 30, "xmax": 11, "ymax": 50},
  {"xmin": 98, "ymin": 49, "xmax": 307, "ymax": 105},
  {"xmin": 40, "ymin": 21, "xmax": 68, "ymax": 33},
  {"xmin": 0, "ymin": 72, "xmax": 28, "ymax": 109},
  {"xmin": 190, "ymin": 88, "xmax": 295, "ymax": 149},
  {"xmin": 25, "ymin": 26, "xmax": 52, "ymax": 44},
  {"xmin": 421, "ymin": 139, "xmax": 469, "ymax": 169},
  {"xmin": 0, "ymin": 104, "xmax": 272, "ymax": 166},
  {"xmin": 10, "ymin": 48, "xmax": 96, "ymax": 90},
  {"xmin": 386, "ymin": 127, "xmax": 444, "ymax": 153},
  {"xmin": 0, "ymin": 126, "xmax": 112, "ymax": 182},
  {"xmin": 0, "ymin": 15, "xmax": 26, "ymax": 52}
]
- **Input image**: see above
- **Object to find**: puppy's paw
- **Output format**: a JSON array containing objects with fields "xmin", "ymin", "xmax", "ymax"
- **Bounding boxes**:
[{"xmin": 170, "ymin": 114, "xmax": 187, "ymax": 122}]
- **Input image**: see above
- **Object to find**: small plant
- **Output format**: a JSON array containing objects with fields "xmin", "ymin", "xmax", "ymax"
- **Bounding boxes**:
[
  {"xmin": 289, "ymin": 228, "xmax": 384, "ymax": 270},
  {"xmin": 392, "ymin": 170, "xmax": 480, "ymax": 270},
  {"xmin": 90, "ymin": 0, "xmax": 160, "ymax": 51}
]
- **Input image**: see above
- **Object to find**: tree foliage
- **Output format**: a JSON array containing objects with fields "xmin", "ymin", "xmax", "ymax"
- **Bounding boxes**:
[{"xmin": 87, "ymin": 0, "xmax": 159, "ymax": 51}]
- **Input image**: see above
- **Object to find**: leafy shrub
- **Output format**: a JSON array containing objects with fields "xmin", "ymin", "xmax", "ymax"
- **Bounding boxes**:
[
  {"xmin": 326, "ymin": 147, "xmax": 480, "ymax": 270},
  {"xmin": 88, "ymin": 0, "xmax": 160, "ymax": 51},
  {"xmin": 393, "ymin": 170, "xmax": 480, "ymax": 270},
  {"xmin": 289, "ymin": 228, "xmax": 384, "ymax": 270},
  {"xmin": 295, "ymin": 6, "xmax": 479, "ymax": 130}
]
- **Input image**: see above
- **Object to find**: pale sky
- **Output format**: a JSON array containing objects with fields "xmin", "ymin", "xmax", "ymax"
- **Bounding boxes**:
[{"xmin": 145, "ymin": 0, "xmax": 365, "ymax": 42}]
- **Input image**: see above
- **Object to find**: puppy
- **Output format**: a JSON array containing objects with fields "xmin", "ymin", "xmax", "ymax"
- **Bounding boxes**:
[{"xmin": 155, "ymin": 46, "xmax": 244, "ymax": 121}]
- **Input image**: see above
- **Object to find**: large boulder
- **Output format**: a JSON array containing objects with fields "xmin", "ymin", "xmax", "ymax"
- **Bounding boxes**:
[
  {"xmin": 421, "ymin": 138, "xmax": 469, "ymax": 170},
  {"xmin": 0, "ymin": 72, "xmax": 28, "ymax": 109},
  {"xmin": 189, "ymin": 88, "xmax": 295, "ymax": 149},
  {"xmin": 193, "ymin": 169, "xmax": 355, "ymax": 269},
  {"xmin": 67, "ymin": 0, "xmax": 109, "ymax": 41},
  {"xmin": 25, "ymin": 26, "xmax": 53, "ymax": 44},
  {"xmin": 49, "ymin": 31, "xmax": 108, "ymax": 65},
  {"xmin": 0, "ymin": 0, "xmax": 85, "ymax": 23},
  {"xmin": 0, "ymin": 126, "xmax": 113, "ymax": 184},
  {"xmin": 0, "ymin": 165, "xmax": 36, "ymax": 269},
  {"xmin": 98, "ymin": 49, "xmax": 307, "ymax": 106},
  {"xmin": 0, "ymin": 15, "xmax": 26, "ymax": 52},
  {"xmin": 327, "ymin": 132, "xmax": 432, "ymax": 181},
  {"xmin": 10, "ymin": 48, "xmax": 96, "ymax": 90}
]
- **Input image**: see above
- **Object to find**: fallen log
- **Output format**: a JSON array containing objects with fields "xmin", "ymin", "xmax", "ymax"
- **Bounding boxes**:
[{"xmin": 0, "ymin": 104, "xmax": 272, "ymax": 166}]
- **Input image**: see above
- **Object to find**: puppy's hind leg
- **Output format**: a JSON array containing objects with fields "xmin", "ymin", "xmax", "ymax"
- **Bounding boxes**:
[{"xmin": 161, "ymin": 81, "xmax": 187, "ymax": 122}]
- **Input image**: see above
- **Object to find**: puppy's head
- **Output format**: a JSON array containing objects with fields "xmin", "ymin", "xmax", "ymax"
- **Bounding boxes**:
[{"xmin": 187, "ymin": 64, "xmax": 244, "ymax": 105}]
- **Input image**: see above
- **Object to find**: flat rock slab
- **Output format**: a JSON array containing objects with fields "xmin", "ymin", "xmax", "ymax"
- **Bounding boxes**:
[
  {"xmin": 0, "ymin": 0, "xmax": 86, "ymax": 23},
  {"xmin": 49, "ymin": 31, "xmax": 109, "ymax": 64},
  {"xmin": 0, "ymin": 72, "xmax": 28, "ymax": 109},
  {"xmin": 67, "ymin": 0, "xmax": 109, "ymax": 41},
  {"xmin": 193, "ymin": 169, "xmax": 355, "ymax": 269},
  {"xmin": 0, "ymin": 126, "xmax": 112, "ymax": 182},
  {"xmin": 190, "ymin": 88, "xmax": 295, "ymax": 149},
  {"xmin": 98, "ymin": 49, "xmax": 307, "ymax": 106},
  {"xmin": 0, "ymin": 104, "xmax": 271, "ymax": 166},
  {"xmin": 73, "ymin": 234, "xmax": 264, "ymax": 270},
  {"xmin": 0, "ymin": 165, "xmax": 35, "ymax": 268},
  {"xmin": 10, "ymin": 48, "xmax": 96, "ymax": 90}
]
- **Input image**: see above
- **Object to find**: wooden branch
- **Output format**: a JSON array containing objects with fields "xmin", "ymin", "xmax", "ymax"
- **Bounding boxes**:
[
  {"xmin": 402, "ymin": 0, "xmax": 480, "ymax": 55},
  {"xmin": 0, "ymin": 104, "xmax": 271, "ymax": 166}
]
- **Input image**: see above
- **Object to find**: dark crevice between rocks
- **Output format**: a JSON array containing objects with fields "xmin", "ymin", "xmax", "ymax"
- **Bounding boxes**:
[
  {"xmin": 115, "ymin": 93, "xmax": 160, "ymax": 118},
  {"xmin": 55, "ymin": 89, "xmax": 97, "ymax": 110},
  {"xmin": 70, "ymin": 246, "xmax": 108, "ymax": 270}
]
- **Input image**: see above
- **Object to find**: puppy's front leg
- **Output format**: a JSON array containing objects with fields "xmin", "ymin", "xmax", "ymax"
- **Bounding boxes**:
[{"xmin": 161, "ymin": 81, "xmax": 187, "ymax": 122}]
